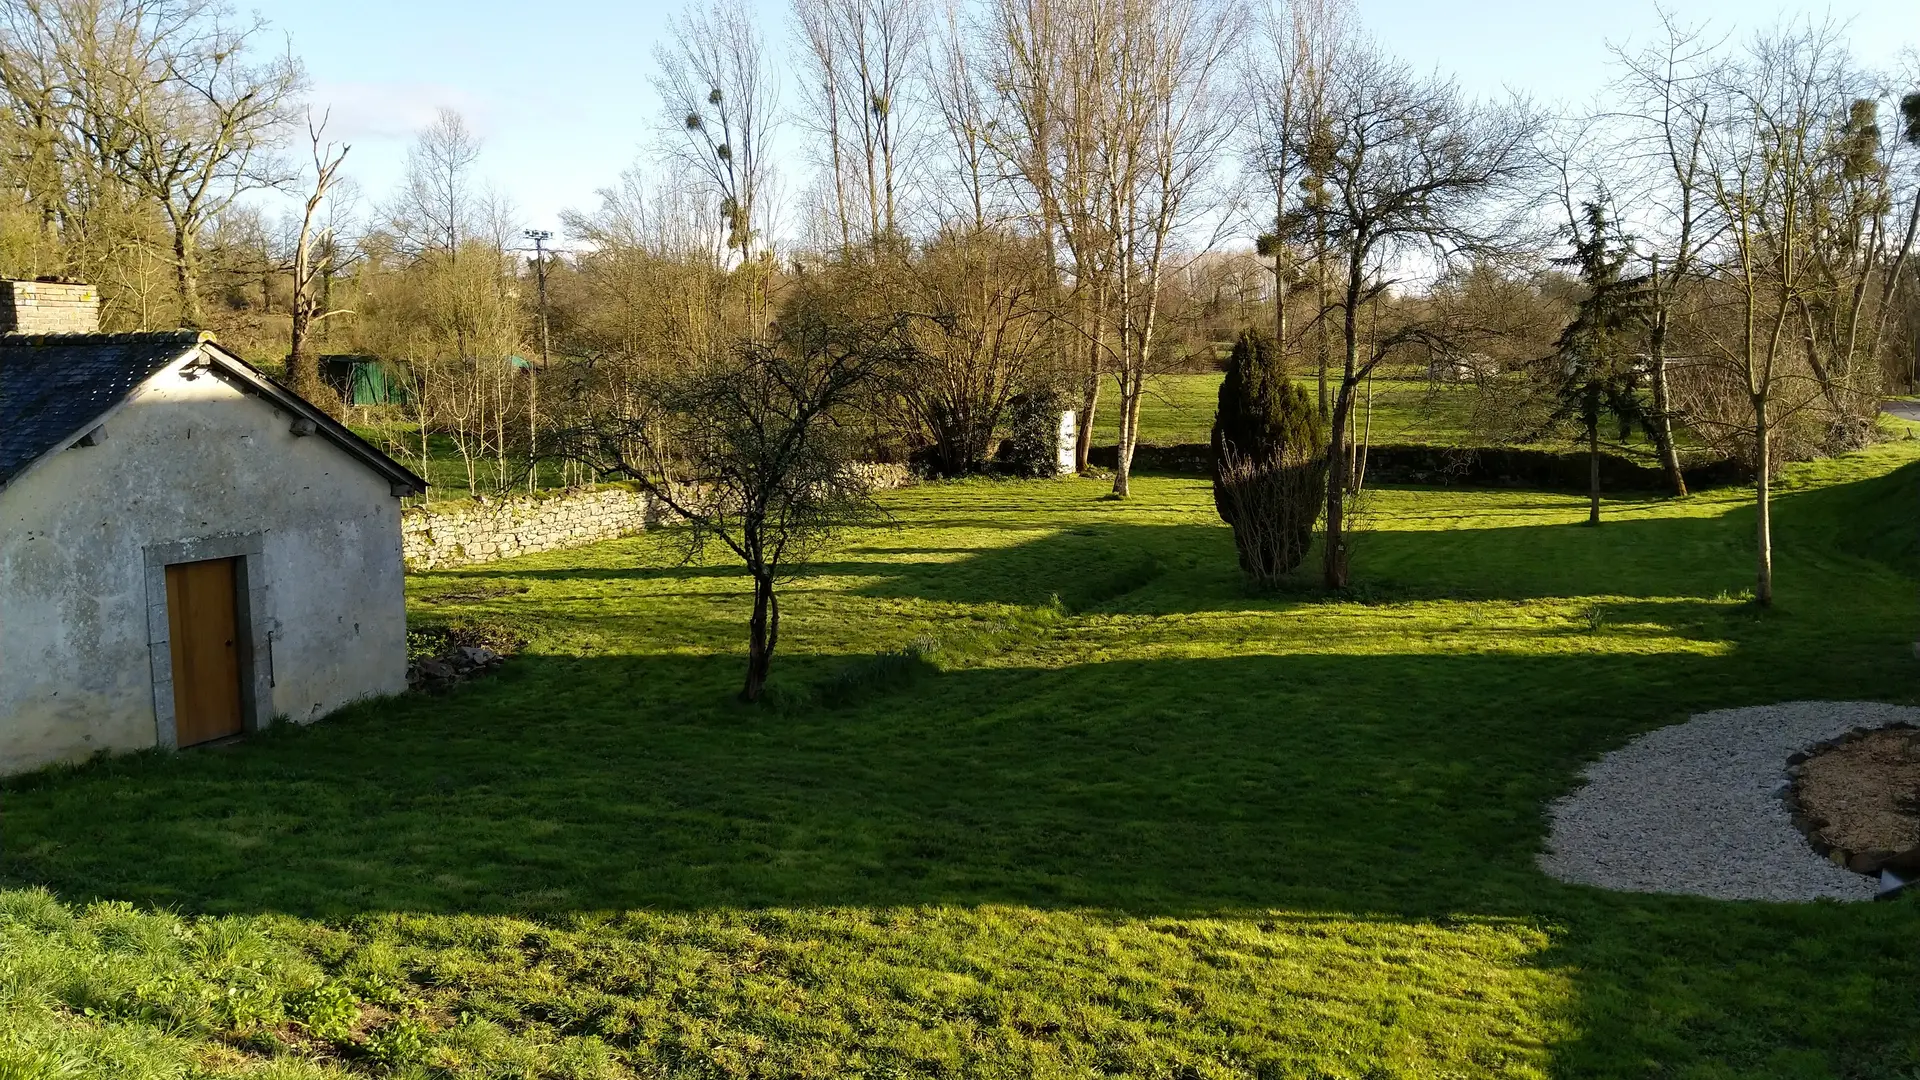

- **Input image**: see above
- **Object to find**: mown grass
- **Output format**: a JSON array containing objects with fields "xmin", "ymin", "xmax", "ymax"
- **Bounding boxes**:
[
  {"xmin": 345, "ymin": 423, "xmax": 580, "ymax": 500},
  {"xmin": 1093, "ymin": 370, "xmax": 1697, "ymax": 462},
  {"xmin": 5, "ymin": 433, "xmax": 1920, "ymax": 1077},
  {"xmin": 1090, "ymin": 370, "xmax": 1485, "ymax": 448}
]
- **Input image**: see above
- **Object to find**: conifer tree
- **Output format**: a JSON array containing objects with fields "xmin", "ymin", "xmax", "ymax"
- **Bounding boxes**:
[
  {"xmin": 1211, "ymin": 328, "xmax": 1327, "ymax": 582},
  {"xmin": 1540, "ymin": 202, "xmax": 1654, "ymax": 525}
]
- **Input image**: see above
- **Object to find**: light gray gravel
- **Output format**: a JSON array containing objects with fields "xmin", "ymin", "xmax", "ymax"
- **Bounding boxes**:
[{"xmin": 1539, "ymin": 701, "xmax": 1920, "ymax": 902}]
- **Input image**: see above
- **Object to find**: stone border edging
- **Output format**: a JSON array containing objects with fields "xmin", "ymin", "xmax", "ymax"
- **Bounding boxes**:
[{"xmin": 1783, "ymin": 723, "xmax": 1920, "ymax": 879}]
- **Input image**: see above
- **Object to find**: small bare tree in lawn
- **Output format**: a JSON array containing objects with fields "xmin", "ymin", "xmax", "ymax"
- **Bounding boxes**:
[
  {"xmin": 1292, "ymin": 38, "xmax": 1539, "ymax": 588},
  {"xmin": 1681, "ymin": 21, "xmax": 1887, "ymax": 607},
  {"xmin": 557, "ymin": 306, "xmax": 899, "ymax": 701}
]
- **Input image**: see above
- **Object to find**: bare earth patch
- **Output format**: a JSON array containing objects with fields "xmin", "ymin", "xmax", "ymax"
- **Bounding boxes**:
[{"xmin": 1789, "ymin": 726, "xmax": 1920, "ymax": 876}]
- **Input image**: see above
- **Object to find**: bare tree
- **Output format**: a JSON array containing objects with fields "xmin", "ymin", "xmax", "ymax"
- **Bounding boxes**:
[
  {"xmin": 1292, "ymin": 40, "xmax": 1540, "ymax": 587},
  {"xmin": 925, "ymin": 0, "xmax": 996, "ymax": 230},
  {"xmin": 554, "ymin": 308, "xmax": 899, "ymax": 701},
  {"xmin": 791, "ymin": 0, "xmax": 925, "ymax": 249},
  {"xmin": 655, "ymin": 0, "xmax": 781, "ymax": 281},
  {"xmin": 388, "ymin": 108, "xmax": 479, "ymax": 261},
  {"xmin": 288, "ymin": 110, "xmax": 350, "ymax": 409},
  {"xmin": 1610, "ymin": 14, "xmax": 1723, "ymax": 496},
  {"xmin": 984, "ymin": 0, "xmax": 1087, "ymax": 467},
  {"xmin": 989, "ymin": 0, "xmax": 1239, "ymax": 497},
  {"xmin": 896, "ymin": 223, "xmax": 1056, "ymax": 473},
  {"xmin": 367, "ymin": 112, "xmax": 531, "ymax": 497},
  {"xmin": 1679, "ymin": 21, "xmax": 1883, "ymax": 606},
  {"xmin": 1245, "ymin": 0, "xmax": 1352, "ymax": 371},
  {"xmin": 560, "ymin": 166, "xmax": 728, "ymax": 369},
  {"xmin": 0, "ymin": 0, "xmax": 301, "ymax": 327}
]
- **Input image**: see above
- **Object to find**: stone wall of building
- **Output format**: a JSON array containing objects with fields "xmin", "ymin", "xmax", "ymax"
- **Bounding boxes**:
[
  {"xmin": 0, "ymin": 279, "xmax": 100, "ymax": 334},
  {"xmin": 401, "ymin": 465, "xmax": 912, "ymax": 571}
]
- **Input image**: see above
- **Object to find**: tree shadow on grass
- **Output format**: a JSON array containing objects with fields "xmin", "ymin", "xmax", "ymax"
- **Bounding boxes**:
[
  {"xmin": 7, "ymin": 645, "xmax": 1920, "ymax": 1073},
  {"xmin": 8, "ymin": 462, "xmax": 1918, "ymax": 1075},
  {"xmin": 849, "ymin": 463, "xmax": 1920, "ymax": 614},
  {"xmin": 5, "ymin": 638, "xmax": 1907, "ymax": 924}
]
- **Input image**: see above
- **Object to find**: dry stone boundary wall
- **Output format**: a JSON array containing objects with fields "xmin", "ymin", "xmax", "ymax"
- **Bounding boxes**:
[{"xmin": 401, "ymin": 465, "xmax": 911, "ymax": 571}]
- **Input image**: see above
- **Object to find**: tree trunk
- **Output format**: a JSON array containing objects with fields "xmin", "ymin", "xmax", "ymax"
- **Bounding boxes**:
[
  {"xmin": 1315, "ymin": 247, "xmax": 1330, "ymax": 419},
  {"xmin": 1355, "ymin": 373, "xmax": 1373, "ymax": 493},
  {"xmin": 1112, "ymin": 376, "xmax": 1143, "ymax": 498},
  {"xmin": 742, "ymin": 573, "xmax": 780, "ymax": 702},
  {"xmin": 1075, "ymin": 329, "xmax": 1101, "ymax": 473},
  {"xmin": 1648, "ymin": 346, "xmax": 1686, "ymax": 496},
  {"xmin": 527, "ymin": 368, "xmax": 538, "ymax": 493},
  {"xmin": 1754, "ymin": 394, "xmax": 1773, "ymax": 607},
  {"xmin": 1323, "ymin": 268, "xmax": 1361, "ymax": 590},
  {"xmin": 1647, "ymin": 257, "xmax": 1688, "ymax": 497},
  {"xmin": 1274, "ymin": 188, "xmax": 1289, "ymax": 366},
  {"xmin": 1587, "ymin": 414, "xmax": 1601, "ymax": 526},
  {"xmin": 1323, "ymin": 387, "xmax": 1350, "ymax": 590},
  {"xmin": 288, "ymin": 340, "xmax": 329, "ymax": 414},
  {"xmin": 173, "ymin": 227, "xmax": 204, "ymax": 329}
]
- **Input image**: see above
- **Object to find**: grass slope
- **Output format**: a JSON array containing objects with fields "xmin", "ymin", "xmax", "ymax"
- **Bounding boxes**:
[{"xmin": 5, "ymin": 436, "xmax": 1920, "ymax": 1078}]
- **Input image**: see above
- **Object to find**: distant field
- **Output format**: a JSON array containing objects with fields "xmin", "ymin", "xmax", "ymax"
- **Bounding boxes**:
[
  {"xmin": 1091, "ymin": 370, "xmax": 1679, "ymax": 462},
  {"xmin": 1089, "ymin": 370, "xmax": 1483, "ymax": 448},
  {"xmin": 348, "ymin": 422, "xmax": 578, "ymax": 500},
  {"xmin": 360, "ymin": 369, "xmax": 1698, "ymax": 500}
]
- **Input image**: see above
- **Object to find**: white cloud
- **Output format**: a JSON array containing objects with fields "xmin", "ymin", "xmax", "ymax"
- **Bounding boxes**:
[{"xmin": 306, "ymin": 80, "xmax": 494, "ymax": 142}]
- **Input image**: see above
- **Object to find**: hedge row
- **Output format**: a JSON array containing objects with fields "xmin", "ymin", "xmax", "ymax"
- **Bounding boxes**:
[{"xmin": 1088, "ymin": 442, "xmax": 1746, "ymax": 493}]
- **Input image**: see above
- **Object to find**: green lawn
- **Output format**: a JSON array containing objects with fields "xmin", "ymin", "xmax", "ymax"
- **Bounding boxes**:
[
  {"xmin": 345, "ymin": 424, "xmax": 587, "ymax": 502},
  {"xmin": 1092, "ymin": 371, "xmax": 1688, "ymax": 462},
  {"xmin": 364, "ymin": 370, "xmax": 1657, "ymax": 498},
  {"xmin": 6, "ymin": 435, "xmax": 1920, "ymax": 1077},
  {"xmin": 1090, "ymin": 371, "xmax": 1486, "ymax": 448}
]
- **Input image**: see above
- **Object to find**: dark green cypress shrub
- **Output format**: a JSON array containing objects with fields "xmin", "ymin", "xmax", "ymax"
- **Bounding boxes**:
[{"xmin": 1210, "ymin": 329, "xmax": 1327, "ymax": 582}]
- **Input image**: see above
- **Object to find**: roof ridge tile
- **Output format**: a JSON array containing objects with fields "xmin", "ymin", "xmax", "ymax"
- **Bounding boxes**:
[{"xmin": 0, "ymin": 329, "xmax": 208, "ymax": 347}]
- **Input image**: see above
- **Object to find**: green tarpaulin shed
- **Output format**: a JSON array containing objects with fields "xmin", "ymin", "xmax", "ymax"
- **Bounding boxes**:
[{"xmin": 320, "ymin": 355, "xmax": 406, "ymax": 405}]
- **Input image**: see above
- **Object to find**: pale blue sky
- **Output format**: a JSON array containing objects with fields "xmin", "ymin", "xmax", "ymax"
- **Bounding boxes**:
[{"xmin": 252, "ymin": 0, "xmax": 1917, "ymax": 238}]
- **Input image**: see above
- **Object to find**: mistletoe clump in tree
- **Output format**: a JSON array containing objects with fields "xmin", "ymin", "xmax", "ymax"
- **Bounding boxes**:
[
  {"xmin": 1540, "ymin": 201, "xmax": 1655, "ymax": 525},
  {"xmin": 1211, "ymin": 329, "xmax": 1327, "ymax": 584}
]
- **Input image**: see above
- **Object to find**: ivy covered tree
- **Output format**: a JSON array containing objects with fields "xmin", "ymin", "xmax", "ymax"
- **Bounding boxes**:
[
  {"xmin": 1211, "ymin": 328, "xmax": 1327, "ymax": 584},
  {"xmin": 1540, "ymin": 201, "xmax": 1654, "ymax": 525}
]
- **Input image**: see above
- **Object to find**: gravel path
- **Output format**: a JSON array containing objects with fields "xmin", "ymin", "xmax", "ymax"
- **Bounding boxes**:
[{"xmin": 1539, "ymin": 701, "xmax": 1920, "ymax": 902}]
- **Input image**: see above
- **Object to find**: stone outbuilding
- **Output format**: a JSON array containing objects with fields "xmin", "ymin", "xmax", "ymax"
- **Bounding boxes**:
[{"xmin": 0, "ymin": 281, "xmax": 425, "ymax": 775}]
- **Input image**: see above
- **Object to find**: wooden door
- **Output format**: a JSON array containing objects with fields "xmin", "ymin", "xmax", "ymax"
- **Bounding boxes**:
[{"xmin": 165, "ymin": 557, "xmax": 245, "ymax": 746}]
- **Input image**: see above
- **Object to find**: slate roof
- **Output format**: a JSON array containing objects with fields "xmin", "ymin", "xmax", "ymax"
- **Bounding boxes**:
[
  {"xmin": 0, "ymin": 331, "xmax": 203, "ymax": 488},
  {"xmin": 0, "ymin": 330, "xmax": 426, "ymax": 495}
]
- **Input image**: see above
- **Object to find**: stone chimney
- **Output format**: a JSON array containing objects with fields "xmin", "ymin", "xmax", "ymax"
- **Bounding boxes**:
[{"xmin": 0, "ymin": 279, "xmax": 99, "ymax": 335}]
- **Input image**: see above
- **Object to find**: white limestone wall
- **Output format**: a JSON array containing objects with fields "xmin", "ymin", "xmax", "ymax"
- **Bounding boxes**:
[
  {"xmin": 0, "ymin": 359, "xmax": 408, "ymax": 774},
  {"xmin": 402, "ymin": 464, "xmax": 914, "ymax": 571},
  {"xmin": 401, "ymin": 488, "xmax": 653, "ymax": 570}
]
